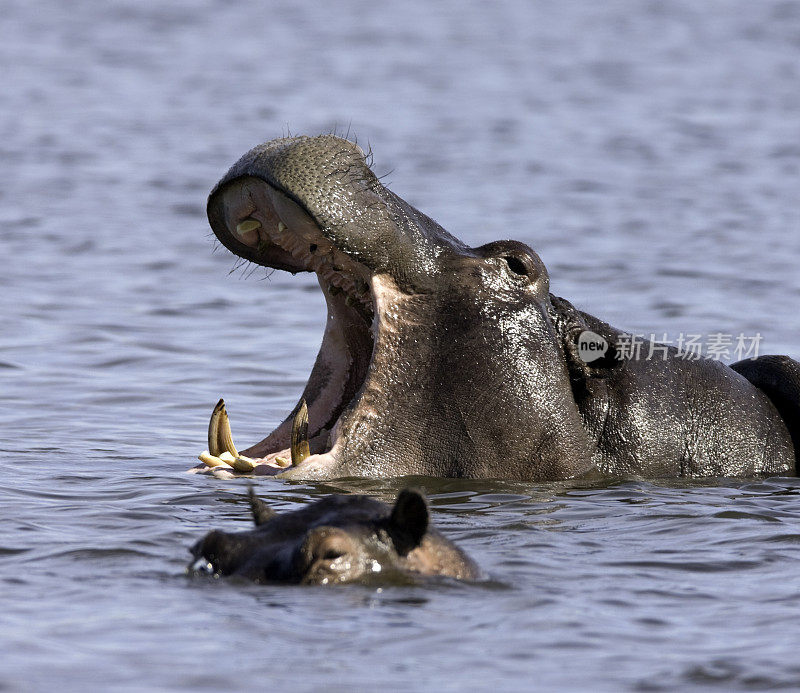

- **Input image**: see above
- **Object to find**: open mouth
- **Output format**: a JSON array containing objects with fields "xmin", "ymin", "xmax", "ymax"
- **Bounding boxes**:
[{"xmin": 197, "ymin": 175, "xmax": 379, "ymax": 477}]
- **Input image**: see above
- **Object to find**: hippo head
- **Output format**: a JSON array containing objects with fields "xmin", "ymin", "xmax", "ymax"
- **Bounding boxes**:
[
  {"xmin": 189, "ymin": 488, "xmax": 479, "ymax": 584},
  {"xmin": 205, "ymin": 135, "xmax": 611, "ymax": 480}
]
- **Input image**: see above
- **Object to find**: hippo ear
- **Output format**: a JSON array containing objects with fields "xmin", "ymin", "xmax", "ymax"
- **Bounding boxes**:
[
  {"xmin": 248, "ymin": 486, "xmax": 276, "ymax": 526},
  {"xmin": 387, "ymin": 488, "xmax": 429, "ymax": 555},
  {"xmin": 549, "ymin": 294, "xmax": 622, "ymax": 380}
]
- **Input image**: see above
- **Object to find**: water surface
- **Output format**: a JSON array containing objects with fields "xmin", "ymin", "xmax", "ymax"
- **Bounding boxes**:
[{"xmin": 3, "ymin": 0, "xmax": 800, "ymax": 690}]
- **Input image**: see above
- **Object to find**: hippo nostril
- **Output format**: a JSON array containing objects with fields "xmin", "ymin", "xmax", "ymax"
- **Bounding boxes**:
[
  {"xmin": 309, "ymin": 244, "xmax": 318, "ymax": 253},
  {"xmin": 503, "ymin": 256, "xmax": 528, "ymax": 277}
]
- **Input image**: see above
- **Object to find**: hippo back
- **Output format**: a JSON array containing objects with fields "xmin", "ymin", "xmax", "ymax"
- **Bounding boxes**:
[{"xmin": 731, "ymin": 355, "xmax": 800, "ymax": 468}]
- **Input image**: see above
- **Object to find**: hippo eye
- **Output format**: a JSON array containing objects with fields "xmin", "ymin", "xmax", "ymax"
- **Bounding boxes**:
[
  {"xmin": 503, "ymin": 256, "xmax": 528, "ymax": 277},
  {"xmin": 322, "ymin": 548, "xmax": 345, "ymax": 561}
]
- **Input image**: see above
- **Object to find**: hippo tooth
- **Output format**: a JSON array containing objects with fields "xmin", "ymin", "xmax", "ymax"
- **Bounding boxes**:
[
  {"xmin": 235, "ymin": 218, "xmax": 261, "ymax": 236},
  {"xmin": 208, "ymin": 399, "xmax": 224, "ymax": 456},
  {"xmin": 208, "ymin": 399, "xmax": 238, "ymax": 457},
  {"xmin": 230, "ymin": 456, "xmax": 256, "ymax": 473},
  {"xmin": 198, "ymin": 450, "xmax": 231, "ymax": 468},
  {"xmin": 217, "ymin": 404, "xmax": 239, "ymax": 457},
  {"xmin": 291, "ymin": 399, "xmax": 311, "ymax": 466}
]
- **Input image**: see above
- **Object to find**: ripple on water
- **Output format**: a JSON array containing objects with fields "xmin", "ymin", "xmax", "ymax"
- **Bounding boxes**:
[{"xmin": 3, "ymin": 0, "xmax": 800, "ymax": 689}]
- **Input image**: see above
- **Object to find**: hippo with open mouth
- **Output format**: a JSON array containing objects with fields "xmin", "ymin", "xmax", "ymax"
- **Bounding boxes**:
[
  {"xmin": 189, "ymin": 487, "xmax": 480, "ymax": 584},
  {"xmin": 194, "ymin": 135, "xmax": 800, "ymax": 481}
]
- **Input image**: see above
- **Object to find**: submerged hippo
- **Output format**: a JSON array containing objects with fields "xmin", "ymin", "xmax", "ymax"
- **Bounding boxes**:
[
  {"xmin": 189, "ymin": 488, "xmax": 479, "ymax": 584},
  {"xmin": 196, "ymin": 134, "xmax": 800, "ymax": 481}
]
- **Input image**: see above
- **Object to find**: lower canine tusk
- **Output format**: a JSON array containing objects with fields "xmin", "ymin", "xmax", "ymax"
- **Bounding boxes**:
[
  {"xmin": 217, "ymin": 404, "xmax": 238, "ymax": 457},
  {"xmin": 208, "ymin": 399, "xmax": 224, "ymax": 456},
  {"xmin": 208, "ymin": 399, "xmax": 238, "ymax": 457},
  {"xmin": 291, "ymin": 399, "xmax": 310, "ymax": 466}
]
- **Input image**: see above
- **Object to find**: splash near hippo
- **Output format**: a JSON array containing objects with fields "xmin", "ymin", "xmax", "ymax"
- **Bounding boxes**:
[{"xmin": 194, "ymin": 135, "xmax": 800, "ymax": 481}]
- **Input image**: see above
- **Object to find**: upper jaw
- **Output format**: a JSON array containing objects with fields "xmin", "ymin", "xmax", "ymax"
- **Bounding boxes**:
[{"xmin": 208, "ymin": 175, "xmax": 373, "ymax": 293}]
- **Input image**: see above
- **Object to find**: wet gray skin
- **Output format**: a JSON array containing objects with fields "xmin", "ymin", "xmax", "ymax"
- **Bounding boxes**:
[
  {"xmin": 189, "ymin": 488, "xmax": 480, "ymax": 584},
  {"xmin": 202, "ymin": 134, "xmax": 800, "ymax": 480}
]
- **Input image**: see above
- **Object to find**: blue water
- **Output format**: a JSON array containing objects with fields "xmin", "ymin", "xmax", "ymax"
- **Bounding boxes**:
[{"xmin": 3, "ymin": 0, "xmax": 800, "ymax": 690}]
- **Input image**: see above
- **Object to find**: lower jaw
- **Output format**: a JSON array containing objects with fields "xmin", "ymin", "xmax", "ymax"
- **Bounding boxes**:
[
  {"xmin": 195, "ymin": 439, "xmax": 344, "ymax": 480},
  {"xmin": 193, "ymin": 279, "xmax": 376, "ymax": 480}
]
